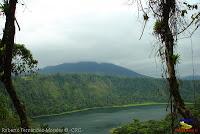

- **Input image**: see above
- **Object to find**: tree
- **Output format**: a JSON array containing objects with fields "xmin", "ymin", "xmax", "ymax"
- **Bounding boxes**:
[
  {"xmin": 135, "ymin": 0, "xmax": 200, "ymax": 129},
  {"xmin": 0, "ymin": 0, "xmax": 37, "ymax": 131}
]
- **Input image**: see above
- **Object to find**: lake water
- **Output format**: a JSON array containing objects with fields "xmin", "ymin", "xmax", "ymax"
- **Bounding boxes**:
[{"xmin": 35, "ymin": 105, "xmax": 168, "ymax": 134}]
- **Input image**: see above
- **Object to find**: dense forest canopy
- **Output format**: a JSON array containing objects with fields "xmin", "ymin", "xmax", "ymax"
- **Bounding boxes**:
[{"xmin": 0, "ymin": 73, "xmax": 199, "ymax": 117}]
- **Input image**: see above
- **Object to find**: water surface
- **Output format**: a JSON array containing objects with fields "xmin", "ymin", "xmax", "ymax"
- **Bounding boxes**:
[{"xmin": 35, "ymin": 105, "xmax": 168, "ymax": 134}]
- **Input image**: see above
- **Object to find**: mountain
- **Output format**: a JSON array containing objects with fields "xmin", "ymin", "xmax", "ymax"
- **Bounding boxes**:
[
  {"xmin": 39, "ymin": 62, "xmax": 145, "ymax": 77},
  {"xmin": 182, "ymin": 75, "xmax": 200, "ymax": 80}
]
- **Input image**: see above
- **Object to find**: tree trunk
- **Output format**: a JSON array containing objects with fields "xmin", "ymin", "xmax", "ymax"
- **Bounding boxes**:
[
  {"xmin": 3, "ymin": 78, "xmax": 29, "ymax": 129},
  {"xmin": 1, "ymin": 0, "xmax": 29, "ymax": 131},
  {"xmin": 162, "ymin": 0, "xmax": 200, "ymax": 129}
]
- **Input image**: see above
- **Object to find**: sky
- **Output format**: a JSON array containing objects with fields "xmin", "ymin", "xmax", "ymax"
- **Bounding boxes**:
[{"xmin": 0, "ymin": 0, "xmax": 200, "ymax": 77}]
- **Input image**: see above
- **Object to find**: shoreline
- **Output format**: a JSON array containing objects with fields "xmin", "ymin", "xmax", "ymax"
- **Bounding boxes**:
[
  {"xmin": 31, "ymin": 102, "xmax": 167, "ymax": 119},
  {"xmin": 32, "ymin": 102, "xmax": 193, "ymax": 119}
]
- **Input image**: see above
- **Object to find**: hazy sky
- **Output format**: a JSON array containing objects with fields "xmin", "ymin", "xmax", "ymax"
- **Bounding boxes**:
[{"xmin": 1, "ymin": 0, "xmax": 200, "ymax": 77}]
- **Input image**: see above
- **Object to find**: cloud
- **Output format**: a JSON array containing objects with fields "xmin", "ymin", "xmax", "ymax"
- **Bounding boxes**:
[{"xmin": 0, "ymin": 0, "xmax": 199, "ymax": 77}]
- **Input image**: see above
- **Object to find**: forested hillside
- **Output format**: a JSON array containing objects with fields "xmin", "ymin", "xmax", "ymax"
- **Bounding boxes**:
[{"xmin": 0, "ymin": 74, "xmax": 199, "ymax": 117}]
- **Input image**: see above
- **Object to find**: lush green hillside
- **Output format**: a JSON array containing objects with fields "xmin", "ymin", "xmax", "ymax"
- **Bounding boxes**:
[
  {"xmin": 39, "ymin": 62, "xmax": 144, "ymax": 77},
  {"xmin": 0, "ymin": 74, "xmax": 199, "ymax": 117}
]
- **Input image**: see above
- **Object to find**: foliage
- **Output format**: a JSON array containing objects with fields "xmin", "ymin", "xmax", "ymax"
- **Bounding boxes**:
[
  {"xmin": 0, "ymin": 41, "xmax": 38, "ymax": 76},
  {"xmin": 153, "ymin": 20, "xmax": 164, "ymax": 35},
  {"xmin": 190, "ymin": 97, "xmax": 200, "ymax": 118},
  {"xmin": 1, "ymin": 74, "xmax": 200, "ymax": 129},
  {"xmin": 0, "ymin": 74, "xmax": 199, "ymax": 117},
  {"xmin": 0, "ymin": 2, "xmax": 8, "ymax": 15},
  {"xmin": 0, "ymin": 93, "xmax": 19, "ymax": 128},
  {"xmin": 171, "ymin": 54, "xmax": 180, "ymax": 65},
  {"xmin": 12, "ymin": 44, "xmax": 38, "ymax": 75},
  {"xmin": 111, "ymin": 115, "xmax": 171, "ymax": 134}
]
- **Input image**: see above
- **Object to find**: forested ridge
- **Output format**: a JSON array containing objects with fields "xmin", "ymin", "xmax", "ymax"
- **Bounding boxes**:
[
  {"xmin": 0, "ymin": 73, "xmax": 199, "ymax": 117},
  {"xmin": 39, "ymin": 62, "xmax": 144, "ymax": 77}
]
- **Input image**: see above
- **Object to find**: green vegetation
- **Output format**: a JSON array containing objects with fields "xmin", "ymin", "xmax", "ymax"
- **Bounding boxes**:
[
  {"xmin": 111, "ymin": 116, "xmax": 171, "ymax": 134},
  {"xmin": 0, "ymin": 73, "xmax": 199, "ymax": 130},
  {"xmin": 0, "ymin": 73, "xmax": 199, "ymax": 118},
  {"xmin": 0, "ymin": 94, "xmax": 19, "ymax": 128}
]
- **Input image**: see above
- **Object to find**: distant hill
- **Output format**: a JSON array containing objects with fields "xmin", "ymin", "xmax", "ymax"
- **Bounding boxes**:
[
  {"xmin": 182, "ymin": 75, "xmax": 200, "ymax": 80},
  {"xmin": 39, "ymin": 62, "xmax": 145, "ymax": 77}
]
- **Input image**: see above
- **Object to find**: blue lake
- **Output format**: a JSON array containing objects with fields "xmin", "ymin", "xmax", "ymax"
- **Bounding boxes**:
[{"xmin": 35, "ymin": 105, "xmax": 168, "ymax": 134}]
